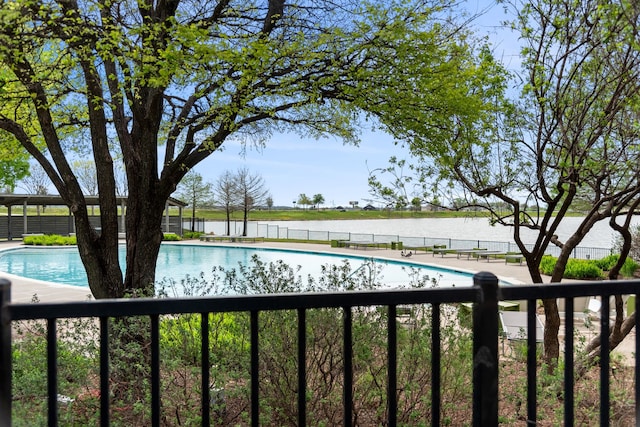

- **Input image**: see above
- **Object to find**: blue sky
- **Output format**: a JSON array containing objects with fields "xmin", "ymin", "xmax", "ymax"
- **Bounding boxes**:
[
  {"xmin": 194, "ymin": 128, "xmax": 408, "ymax": 208},
  {"xmin": 193, "ymin": 0, "xmax": 520, "ymax": 208}
]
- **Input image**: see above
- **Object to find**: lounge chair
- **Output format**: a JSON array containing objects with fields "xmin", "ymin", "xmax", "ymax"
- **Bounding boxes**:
[{"xmin": 499, "ymin": 311, "xmax": 544, "ymax": 355}]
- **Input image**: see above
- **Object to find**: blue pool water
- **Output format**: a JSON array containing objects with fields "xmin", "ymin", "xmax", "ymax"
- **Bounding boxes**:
[{"xmin": 0, "ymin": 244, "xmax": 474, "ymax": 291}]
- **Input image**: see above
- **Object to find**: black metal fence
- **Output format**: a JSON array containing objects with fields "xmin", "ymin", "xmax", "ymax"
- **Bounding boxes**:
[{"xmin": 2, "ymin": 274, "xmax": 640, "ymax": 426}]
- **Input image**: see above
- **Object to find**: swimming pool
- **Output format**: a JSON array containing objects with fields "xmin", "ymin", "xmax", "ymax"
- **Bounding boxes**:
[{"xmin": 0, "ymin": 243, "xmax": 475, "ymax": 292}]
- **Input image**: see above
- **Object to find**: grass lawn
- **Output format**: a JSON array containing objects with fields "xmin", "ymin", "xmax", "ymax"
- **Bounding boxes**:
[
  {"xmin": 1, "ymin": 206, "xmax": 494, "ymax": 221},
  {"xmin": 194, "ymin": 208, "xmax": 493, "ymax": 221}
]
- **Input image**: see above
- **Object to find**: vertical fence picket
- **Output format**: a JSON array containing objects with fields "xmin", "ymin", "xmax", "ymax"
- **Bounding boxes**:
[
  {"xmin": 343, "ymin": 307, "xmax": 353, "ymax": 427},
  {"xmin": 600, "ymin": 296, "xmax": 610, "ymax": 426},
  {"xmin": 527, "ymin": 299, "xmax": 537, "ymax": 425},
  {"xmin": 432, "ymin": 303, "xmax": 441, "ymax": 427},
  {"xmin": 298, "ymin": 308, "xmax": 307, "ymax": 427},
  {"xmin": 251, "ymin": 311, "xmax": 259, "ymax": 427},
  {"xmin": 0, "ymin": 279, "xmax": 11, "ymax": 426},
  {"xmin": 201, "ymin": 313, "xmax": 210, "ymax": 427},
  {"xmin": 99, "ymin": 317, "xmax": 110, "ymax": 427},
  {"xmin": 387, "ymin": 305, "xmax": 397, "ymax": 427},
  {"xmin": 151, "ymin": 314, "xmax": 160, "ymax": 427},
  {"xmin": 472, "ymin": 272, "xmax": 499, "ymax": 427},
  {"xmin": 564, "ymin": 298, "xmax": 574, "ymax": 426},
  {"xmin": 47, "ymin": 318, "xmax": 58, "ymax": 427}
]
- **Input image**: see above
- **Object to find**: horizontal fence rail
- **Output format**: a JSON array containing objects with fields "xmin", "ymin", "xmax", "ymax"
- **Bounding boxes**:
[{"xmin": 2, "ymin": 276, "xmax": 640, "ymax": 426}]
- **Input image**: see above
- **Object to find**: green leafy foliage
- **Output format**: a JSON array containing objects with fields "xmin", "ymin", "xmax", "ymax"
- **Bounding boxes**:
[
  {"xmin": 0, "ymin": 133, "xmax": 29, "ymax": 190},
  {"xmin": 594, "ymin": 254, "xmax": 639, "ymax": 278},
  {"xmin": 162, "ymin": 232, "xmax": 181, "ymax": 241},
  {"xmin": 595, "ymin": 254, "xmax": 623, "ymax": 271},
  {"xmin": 182, "ymin": 231, "xmax": 203, "ymax": 239},
  {"xmin": 540, "ymin": 254, "xmax": 638, "ymax": 280},
  {"xmin": 539, "ymin": 255, "xmax": 605, "ymax": 279},
  {"xmin": 12, "ymin": 316, "xmax": 99, "ymax": 426},
  {"xmin": 22, "ymin": 234, "xmax": 76, "ymax": 245}
]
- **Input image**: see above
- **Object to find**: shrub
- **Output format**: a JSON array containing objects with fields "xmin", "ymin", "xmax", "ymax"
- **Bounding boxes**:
[
  {"xmin": 564, "ymin": 259, "xmax": 604, "ymax": 279},
  {"xmin": 621, "ymin": 258, "xmax": 639, "ymax": 277},
  {"xmin": 594, "ymin": 254, "xmax": 639, "ymax": 278},
  {"xmin": 182, "ymin": 231, "xmax": 204, "ymax": 239},
  {"xmin": 162, "ymin": 232, "xmax": 181, "ymax": 241},
  {"xmin": 154, "ymin": 257, "xmax": 458, "ymax": 425},
  {"xmin": 22, "ymin": 234, "xmax": 76, "ymax": 246},
  {"xmin": 539, "ymin": 256, "xmax": 603, "ymax": 279},
  {"xmin": 12, "ymin": 317, "xmax": 98, "ymax": 426},
  {"xmin": 160, "ymin": 312, "xmax": 249, "ymax": 366},
  {"xmin": 594, "ymin": 254, "xmax": 620, "ymax": 271},
  {"xmin": 539, "ymin": 255, "xmax": 557, "ymax": 275}
]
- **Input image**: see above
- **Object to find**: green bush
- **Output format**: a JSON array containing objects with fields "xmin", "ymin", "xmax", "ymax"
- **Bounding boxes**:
[
  {"xmin": 594, "ymin": 254, "xmax": 620, "ymax": 271},
  {"xmin": 539, "ymin": 255, "xmax": 603, "ymax": 279},
  {"xmin": 160, "ymin": 312, "xmax": 249, "ymax": 365},
  {"xmin": 621, "ymin": 258, "xmax": 639, "ymax": 277},
  {"xmin": 564, "ymin": 259, "xmax": 603, "ymax": 279},
  {"xmin": 182, "ymin": 231, "xmax": 204, "ymax": 239},
  {"xmin": 594, "ymin": 254, "xmax": 639, "ymax": 278},
  {"xmin": 539, "ymin": 255, "xmax": 557, "ymax": 275},
  {"xmin": 23, "ymin": 234, "xmax": 76, "ymax": 246},
  {"xmin": 12, "ymin": 317, "xmax": 98, "ymax": 426},
  {"xmin": 162, "ymin": 232, "xmax": 181, "ymax": 241}
]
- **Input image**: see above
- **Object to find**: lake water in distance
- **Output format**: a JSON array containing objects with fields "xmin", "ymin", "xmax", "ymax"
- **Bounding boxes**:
[{"xmin": 205, "ymin": 217, "xmax": 640, "ymax": 249}]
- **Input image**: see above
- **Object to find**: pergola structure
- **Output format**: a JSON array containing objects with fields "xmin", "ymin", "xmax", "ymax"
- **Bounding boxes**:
[{"xmin": 0, "ymin": 194, "xmax": 187, "ymax": 240}]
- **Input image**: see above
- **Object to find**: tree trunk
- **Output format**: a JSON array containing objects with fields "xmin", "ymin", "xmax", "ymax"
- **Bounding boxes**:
[
  {"xmin": 74, "ymin": 205, "xmax": 124, "ymax": 299},
  {"xmin": 576, "ymin": 305, "xmax": 635, "ymax": 378},
  {"xmin": 243, "ymin": 206, "xmax": 248, "ymax": 236},
  {"xmin": 123, "ymin": 194, "xmax": 165, "ymax": 297},
  {"xmin": 526, "ymin": 261, "xmax": 561, "ymax": 365},
  {"xmin": 542, "ymin": 299, "xmax": 561, "ymax": 363},
  {"xmin": 575, "ymin": 213, "xmax": 637, "ymax": 376}
]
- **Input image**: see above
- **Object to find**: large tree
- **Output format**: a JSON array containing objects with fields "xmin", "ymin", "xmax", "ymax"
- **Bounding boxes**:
[
  {"xmin": 18, "ymin": 162, "xmax": 51, "ymax": 214},
  {"xmin": 371, "ymin": 0, "xmax": 640, "ymax": 363},
  {"xmin": 312, "ymin": 193, "xmax": 324, "ymax": 210},
  {"xmin": 213, "ymin": 170, "xmax": 238, "ymax": 236},
  {"xmin": 297, "ymin": 193, "xmax": 312, "ymax": 210},
  {"xmin": 174, "ymin": 170, "xmax": 213, "ymax": 232},
  {"xmin": 72, "ymin": 160, "xmax": 98, "ymax": 196},
  {"xmin": 0, "ymin": 0, "xmax": 485, "ymax": 298},
  {"xmin": 235, "ymin": 168, "xmax": 268, "ymax": 236},
  {"xmin": 19, "ymin": 162, "xmax": 50, "ymax": 196}
]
